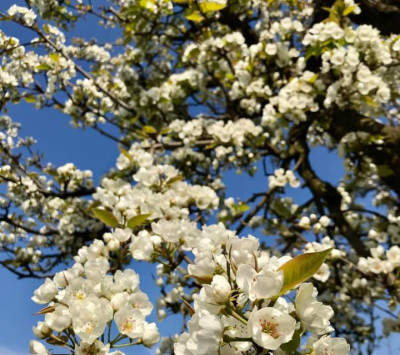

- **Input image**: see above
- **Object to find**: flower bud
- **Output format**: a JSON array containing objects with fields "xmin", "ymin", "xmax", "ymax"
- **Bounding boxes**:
[
  {"xmin": 32, "ymin": 321, "xmax": 51, "ymax": 339},
  {"xmin": 29, "ymin": 340, "xmax": 48, "ymax": 355},
  {"xmin": 142, "ymin": 322, "xmax": 160, "ymax": 347}
]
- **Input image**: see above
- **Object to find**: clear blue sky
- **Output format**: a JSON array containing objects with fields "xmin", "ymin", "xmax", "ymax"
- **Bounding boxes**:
[{"xmin": 0, "ymin": 1, "xmax": 397, "ymax": 354}]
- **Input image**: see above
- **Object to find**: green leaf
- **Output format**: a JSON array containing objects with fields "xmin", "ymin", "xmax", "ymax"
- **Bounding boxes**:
[
  {"xmin": 142, "ymin": 125, "xmax": 157, "ymax": 134},
  {"xmin": 199, "ymin": 1, "xmax": 227, "ymax": 12},
  {"xmin": 49, "ymin": 53, "xmax": 60, "ymax": 62},
  {"xmin": 364, "ymin": 96, "xmax": 379, "ymax": 108},
  {"xmin": 24, "ymin": 95, "xmax": 36, "ymax": 103},
  {"xmin": 305, "ymin": 46, "xmax": 322, "ymax": 61},
  {"xmin": 127, "ymin": 213, "xmax": 151, "ymax": 229},
  {"xmin": 271, "ymin": 200, "xmax": 291, "ymax": 219},
  {"xmin": 134, "ymin": 128, "xmax": 149, "ymax": 139},
  {"xmin": 308, "ymin": 73, "xmax": 319, "ymax": 84},
  {"xmin": 85, "ymin": 200, "xmax": 101, "ymax": 213},
  {"xmin": 0, "ymin": 16, "xmax": 12, "ymax": 22},
  {"xmin": 139, "ymin": 0, "xmax": 156, "ymax": 9},
  {"xmin": 119, "ymin": 146, "xmax": 131, "ymax": 161},
  {"xmin": 165, "ymin": 175, "xmax": 184, "ymax": 186},
  {"xmin": 225, "ymin": 73, "xmax": 235, "ymax": 80},
  {"xmin": 343, "ymin": 5, "xmax": 356, "ymax": 16},
  {"xmin": 185, "ymin": 10, "xmax": 205, "ymax": 22},
  {"xmin": 232, "ymin": 202, "xmax": 251, "ymax": 215},
  {"xmin": 36, "ymin": 64, "xmax": 51, "ymax": 71},
  {"xmin": 237, "ymin": 203, "xmax": 250, "ymax": 213},
  {"xmin": 377, "ymin": 165, "xmax": 394, "ymax": 177},
  {"xmin": 160, "ymin": 127, "xmax": 171, "ymax": 135},
  {"xmin": 280, "ymin": 325, "xmax": 302, "ymax": 353},
  {"xmin": 92, "ymin": 208, "xmax": 119, "ymax": 228},
  {"xmin": 275, "ymin": 248, "xmax": 332, "ymax": 297}
]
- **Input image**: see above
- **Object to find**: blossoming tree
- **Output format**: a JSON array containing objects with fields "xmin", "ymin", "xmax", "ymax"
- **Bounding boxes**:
[{"xmin": 0, "ymin": 0, "xmax": 399, "ymax": 354}]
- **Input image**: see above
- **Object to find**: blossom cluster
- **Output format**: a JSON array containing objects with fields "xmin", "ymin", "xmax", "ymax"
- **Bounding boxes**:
[
  {"xmin": 176, "ymin": 232, "xmax": 349, "ymax": 353},
  {"xmin": 0, "ymin": 0, "xmax": 398, "ymax": 353},
  {"xmin": 358, "ymin": 246, "xmax": 400, "ymax": 274},
  {"xmin": 31, "ymin": 239, "xmax": 159, "ymax": 354},
  {"xmin": 268, "ymin": 168, "xmax": 300, "ymax": 189}
]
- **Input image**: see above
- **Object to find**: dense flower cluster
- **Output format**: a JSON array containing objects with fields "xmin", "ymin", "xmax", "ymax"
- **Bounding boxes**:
[
  {"xmin": 29, "ymin": 149, "xmax": 351, "ymax": 354},
  {"xmin": 176, "ymin": 237, "xmax": 349, "ymax": 354},
  {"xmin": 31, "ymin": 239, "xmax": 159, "ymax": 354},
  {"xmin": 0, "ymin": 0, "xmax": 399, "ymax": 353}
]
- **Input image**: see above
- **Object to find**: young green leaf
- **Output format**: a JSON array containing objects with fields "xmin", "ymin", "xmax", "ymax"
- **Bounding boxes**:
[
  {"xmin": 24, "ymin": 95, "xmax": 36, "ymax": 103},
  {"xmin": 49, "ymin": 53, "xmax": 60, "ymax": 62},
  {"xmin": 200, "ymin": 1, "xmax": 227, "ymax": 12},
  {"xmin": 376, "ymin": 165, "xmax": 394, "ymax": 177},
  {"xmin": 127, "ymin": 213, "xmax": 151, "ymax": 229},
  {"xmin": 119, "ymin": 146, "xmax": 132, "ymax": 161},
  {"xmin": 92, "ymin": 208, "xmax": 119, "ymax": 228},
  {"xmin": 142, "ymin": 125, "xmax": 157, "ymax": 134},
  {"xmin": 275, "ymin": 248, "xmax": 332, "ymax": 297},
  {"xmin": 185, "ymin": 10, "xmax": 205, "ymax": 22},
  {"xmin": 36, "ymin": 63, "xmax": 51, "ymax": 71},
  {"xmin": 343, "ymin": 5, "xmax": 356, "ymax": 16},
  {"xmin": 165, "ymin": 175, "xmax": 184, "ymax": 186},
  {"xmin": 280, "ymin": 325, "xmax": 302, "ymax": 353}
]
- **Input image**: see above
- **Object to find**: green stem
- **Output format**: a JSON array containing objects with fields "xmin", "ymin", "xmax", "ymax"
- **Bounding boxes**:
[
  {"xmin": 107, "ymin": 321, "xmax": 112, "ymax": 343},
  {"xmin": 223, "ymin": 335, "xmax": 253, "ymax": 343},
  {"xmin": 112, "ymin": 341, "xmax": 139, "ymax": 348},
  {"xmin": 224, "ymin": 306, "xmax": 248, "ymax": 325},
  {"xmin": 110, "ymin": 333, "xmax": 127, "ymax": 345}
]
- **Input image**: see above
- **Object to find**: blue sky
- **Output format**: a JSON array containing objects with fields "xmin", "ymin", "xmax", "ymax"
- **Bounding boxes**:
[{"xmin": 0, "ymin": 1, "xmax": 398, "ymax": 354}]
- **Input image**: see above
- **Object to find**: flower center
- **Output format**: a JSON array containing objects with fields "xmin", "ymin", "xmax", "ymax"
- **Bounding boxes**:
[
  {"xmin": 82, "ymin": 343, "xmax": 100, "ymax": 355},
  {"xmin": 83, "ymin": 321, "xmax": 97, "ymax": 334},
  {"xmin": 259, "ymin": 318, "xmax": 280, "ymax": 339},
  {"xmin": 121, "ymin": 318, "xmax": 136, "ymax": 333},
  {"xmin": 75, "ymin": 290, "xmax": 87, "ymax": 300},
  {"xmin": 322, "ymin": 348, "xmax": 333, "ymax": 355}
]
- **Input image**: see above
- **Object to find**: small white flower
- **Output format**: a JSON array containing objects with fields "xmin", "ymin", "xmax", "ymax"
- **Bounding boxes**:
[
  {"xmin": 387, "ymin": 246, "xmax": 400, "ymax": 267},
  {"xmin": 130, "ymin": 231, "xmax": 156, "ymax": 261},
  {"xmin": 142, "ymin": 322, "xmax": 160, "ymax": 347},
  {"xmin": 319, "ymin": 216, "xmax": 331, "ymax": 227},
  {"xmin": 222, "ymin": 316, "xmax": 252, "ymax": 351},
  {"xmin": 114, "ymin": 307, "xmax": 145, "ymax": 338},
  {"xmin": 32, "ymin": 278, "xmax": 58, "ymax": 304},
  {"xmin": 393, "ymin": 38, "xmax": 400, "ymax": 51},
  {"xmin": 129, "ymin": 291, "xmax": 153, "ymax": 316},
  {"xmin": 188, "ymin": 252, "xmax": 215, "ymax": 280},
  {"xmin": 226, "ymin": 235, "xmax": 259, "ymax": 267},
  {"xmin": 29, "ymin": 340, "xmax": 48, "ymax": 355},
  {"xmin": 313, "ymin": 263, "xmax": 330, "ymax": 283},
  {"xmin": 266, "ymin": 43, "xmax": 278, "ymax": 56},
  {"xmin": 174, "ymin": 312, "xmax": 223, "ymax": 354},
  {"xmin": 312, "ymin": 335, "xmax": 350, "ymax": 355},
  {"xmin": 70, "ymin": 296, "xmax": 113, "ymax": 344},
  {"xmin": 203, "ymin": 275, "xmax": 231, "ymax": 304},
  {"xmin": 32, "ymin": 321, "xmax": 51, "ymax": 339},
  {"xmin": 295, "ymin": 283, "xmax": 333, "ymax": 334},
  {"xmin": 113, "ymin": 228, "xmax": 132, "ymax": 243},
  {"xmin": 298, "ymin": 216, "xmax": 311, "ymax": 228},
  {"xmin": 114, "ymin": 269, "xmax": 140, "ymax": 292},
  {"xmin": 75, "ymin": 340, "xmax": 110, "ymax": 355},
  {"xmin": 45, "ymin": 304, "xmax": 71, "ymax": 332},
  {"xmin": 236, "ymin": 264, "xmax": 283, "ymax": 301},
  {"xmin": 248, "ymin": 307, "xmax": 296, "ymax": 350}
]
